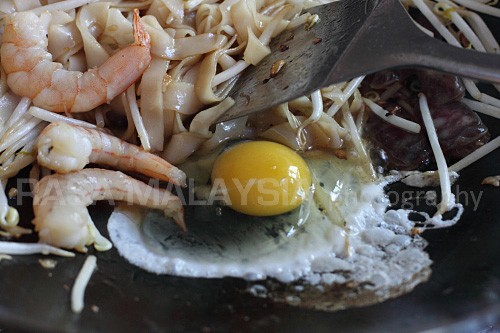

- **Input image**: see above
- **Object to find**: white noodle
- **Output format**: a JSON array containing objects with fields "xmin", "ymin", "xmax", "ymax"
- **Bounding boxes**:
[
  {"xmin": 213, "ymin": 5, "xmax": 288, "ymax": 87},
  {"xmin": 462, "ymin": 98, "xmax": 500, "ymax": 119},
  {"xmin": 363, "ymin": 98, "xmax": 421, "ymax": 133},
  {"xmin": 413, "ymin": 0, "xmax": 500, "ymax": 101},
  {"xmin": 419, "ymin": 94, "xmax": 453, "ymax": 215},
  {"xmin": 297, "ymin": 89, "xmax": 323, "ymax": 149},
  {"xmin": 218, "ymin": 54, "xmax": 237, "ymax": 70},
  {"xmin": 120, "ymin": 93, "xmax": 136, "ymax": 141},
  {"xmin": 0, "ymin": 141, "xmax": 37, "ymax": 179},
  {"xmin": 282, "ymin": 103, "xmax": 301, "ymax": 130},
  {"xmin": 353, "ymin": 90, "xmax": 365, "ymax": 130},
  {"xmin": 29, "ymin": 0, "xmax": 99, "ymax": 15},
  {"xmin": 214, "ymin": 75, "xmax": 239, "ymax": 99},
  {"xmin": 126, "ymin": 85, "xmax": 151, "ymax": 152},
  {"xmin": 112, "ymin": 0, "xmax": 153, "ymax": 9},
  {"xmin": 464, "ymin": 79, "xmax": 500, "ymax": 107},
  {"xmin": 260, "ymin": 0, "xmax": 285, "ymax": 16},
  {"xmin": 0, "ymin": 117, "xmax": 42, "ymax": 152},
  {"xmin": 212, "ymin": 60, "xmax": 249, "ymax": 87},
  {"xmin": 413, "ymin": 0, "xmax": 462, "ymax": 47},
  {"xmin": 258, "ymin": 6, "xmax": 289, "ymax": 46},
  {"xmin": 71, "ymin": 255, "xmax": 97, "ymax": 314},
  {"xmin": 326, "ymin": 76, "xmax": 365, "ymax": 116},
  {"xmin": 190, "ymin": 97, "xmax": 236, "ymax": 136},
  {"xmin": 442, "ymin": 4, "xmax": 486, "ymax": 51},
  {"xmin": 460, "ymin": 9, "xmax": 500, "ymax": 54},
  {"xmin": 441, "ymin": 3, "xmax": 500, "ymax": 93},
  {"xmin": 341, "ymin": 104, "xmax": 376, "ymax": 180},
  {"xmin": 449, "ymin": 136, "xmax": 500, "ymax": 172},
  {"xmin": 2, "ymin": 98, "xmax": 30, "ymax": 136},
  {"xmin": 0, "ymin": 123, "xmax": 44, "ymax": 164},
  {"xmin": 29, "ymin": 107, "xmax": 98, "ymax": 129},
  {"xmin": 452, "ymin": 0, "xmax": 500, "ymax": 18},
  {"xmin": 0, "ymin": 241, "xmax": 74, "ymax": 257},
  {"xmin": 460, "ymin": 8, "xmax": 500, "ymax": 94},
  {"xmin": 323, "ymin": 91, "xmax": 343, "ymax": 101}
]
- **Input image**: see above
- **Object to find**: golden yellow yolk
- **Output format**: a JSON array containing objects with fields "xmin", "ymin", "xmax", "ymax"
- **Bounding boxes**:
[{"xmin": 211, "ymin": 141, "xmax": 312, "ymax": 216}]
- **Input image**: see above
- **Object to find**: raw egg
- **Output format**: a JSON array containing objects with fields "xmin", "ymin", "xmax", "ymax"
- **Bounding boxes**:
[
  {"xmin": 109, "ymin": 143, "xmax": 439, "ymax": 308},
  {"xmin": 210, "ymin": 141, "xmax": 311, "ymax": 216}
]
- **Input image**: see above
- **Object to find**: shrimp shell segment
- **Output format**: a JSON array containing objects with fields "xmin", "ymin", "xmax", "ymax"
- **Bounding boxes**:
[
  {"xmin": 33, "ymin": 169, "xmax": 185, "ymax": 252},
  {"xmin": 0, "ymin": 9, "xmax": 151, "ymax": 113}
]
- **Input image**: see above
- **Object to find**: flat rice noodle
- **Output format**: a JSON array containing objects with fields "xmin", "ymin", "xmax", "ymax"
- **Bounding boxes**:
[
  {"xmin": 162, "ymin": 132, "xmax": 206, "ymax": 164},
  {"xmin": 76, "ymin": 3, "xmax": 110, "ymax": 67}
]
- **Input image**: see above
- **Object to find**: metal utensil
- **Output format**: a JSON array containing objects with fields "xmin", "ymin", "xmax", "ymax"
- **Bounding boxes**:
[{"xmin": 216, "ymin": 0, "xmax": 500, "ymax": 123}]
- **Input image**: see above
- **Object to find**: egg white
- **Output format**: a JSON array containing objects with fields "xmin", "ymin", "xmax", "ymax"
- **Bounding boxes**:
[{"xmin": 108, "ymin": 147, "xmax": 433, "ymax": 302}]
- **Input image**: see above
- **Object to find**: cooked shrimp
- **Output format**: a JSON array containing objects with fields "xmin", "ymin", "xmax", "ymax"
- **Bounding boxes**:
[
  {"xmin": 0, "ymin": 9, "xmax": 151, "ymax": 113},
  {"xmin": 37, "ymin": 122, "xmax": 187, "ymax": 186},
  {"xmin": 32, "ymin": 169, "xmax": 185, "ymax": 252}
]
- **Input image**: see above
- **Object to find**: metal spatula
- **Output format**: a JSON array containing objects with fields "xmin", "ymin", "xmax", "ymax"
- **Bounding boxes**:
[{"xmin": 216, "ymin": 0, "xmax": 500, "ymax": 123}]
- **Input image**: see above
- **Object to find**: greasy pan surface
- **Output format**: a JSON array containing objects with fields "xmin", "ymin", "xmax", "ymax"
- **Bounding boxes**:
[
  {"xmin": 0, "ymin": 137, "xmax": 498, "ymax": 333},
  {"xmin": 0, "ymin": 8, "xmax": 499, "ymax": 333}
]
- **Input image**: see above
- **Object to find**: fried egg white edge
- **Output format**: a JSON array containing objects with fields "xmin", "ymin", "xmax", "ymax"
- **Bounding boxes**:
[
  {"xmin": 107, "ymin": 175, "xmax": 441, "ymax": 285},
  {"xmin": 107, "ymin": 205, "xmax": 346, "ymax": 282}
]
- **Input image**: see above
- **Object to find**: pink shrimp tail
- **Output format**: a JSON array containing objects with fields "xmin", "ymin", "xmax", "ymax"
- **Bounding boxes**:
[
  {"xmin": 172, "ymin": 206, "xmax": 187, "ymax": 232},
  {"xmin": 136, "ymin": 155, "xmax": 188, "ymax": 187},
  {"xmin": 133, "ymin": 9, "xmax": 150, "ymax": 48}
]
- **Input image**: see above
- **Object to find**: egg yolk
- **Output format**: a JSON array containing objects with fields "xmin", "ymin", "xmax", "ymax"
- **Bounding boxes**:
[{"xmin": 211, "ymin": 141, "xmax": 312, "ymax": 216}]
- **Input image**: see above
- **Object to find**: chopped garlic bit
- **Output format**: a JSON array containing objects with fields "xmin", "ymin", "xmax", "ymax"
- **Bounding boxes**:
[
  {"xmin": 71, "ymin": 255, "xmax": 97, "ymax": 314},
  {"xmin": 482, "ymin": 176, "xmax": 500, "ymax": 187},
  {"xmin": 38, "ymin": 258, "xmax": 57, "ymax": 269},
  {"xmin": 305, "ymin": 14, "xmax": 319, "ymax": 30},
  {"xmin": 7, "ymin": 188, "xmax": 17, "ymax": 199},
  {"xmin": 88, "ymin": 222, "xmax": 112, "ymax": 252},
  {"xmin": 270, "ymin": 60, "xmax": 286, "ymax": 78},
  {"xmin": 0, "ymin": 202, "xmax": 22, "ymax": 235},
  {"xmin": 312, "ymin": 37, "xmax": 322, "ymax": 44}
]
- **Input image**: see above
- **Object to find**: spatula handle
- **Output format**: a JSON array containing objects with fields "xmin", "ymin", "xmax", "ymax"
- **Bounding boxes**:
[
  {"xmin": 330, "ymin": 0, "xmax": 500, "ymax": 85},
  {"xmin": 400, "ymin": 36, "xmax": 500, "ymax": 84}
]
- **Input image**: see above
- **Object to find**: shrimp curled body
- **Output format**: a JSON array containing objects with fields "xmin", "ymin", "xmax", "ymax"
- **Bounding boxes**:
[
  {"xmin": 37, "ymin": 122, "xmax": 187, "ymax": 186},
  {"xmin": 33, "ymin": 169, "xmax": 185, "ymax": 252},
  {"xmin": 0, "ymin": 9, "xmax": 151, "ymax": 113}
]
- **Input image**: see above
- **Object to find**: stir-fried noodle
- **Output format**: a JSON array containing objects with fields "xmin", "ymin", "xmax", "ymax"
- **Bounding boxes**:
[{"xmin": 0, "ymin": 0, "xmax": 497, "ymax": 254}]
